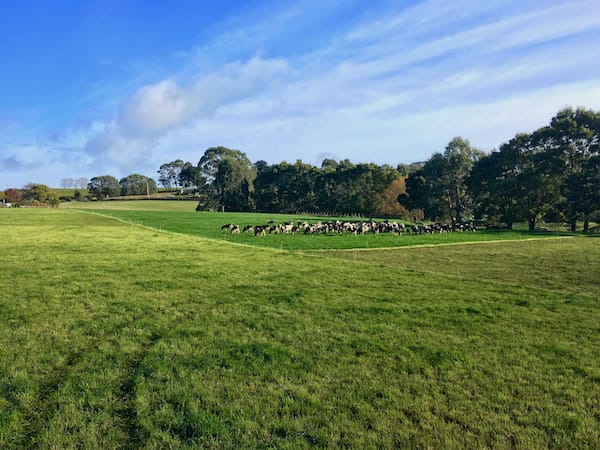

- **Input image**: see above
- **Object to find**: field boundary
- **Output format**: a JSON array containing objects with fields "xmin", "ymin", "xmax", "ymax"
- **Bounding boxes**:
[
  {"xmin": 303, "ymin": 235, "xmax": 577, "ymax": 253},
  {"xmin": 78, "ymin": 209, "xmax": 577, "ymax": 252},
  {"xmin": 76, "ymin": 209, "xmax": 293, "ymax": 253}
]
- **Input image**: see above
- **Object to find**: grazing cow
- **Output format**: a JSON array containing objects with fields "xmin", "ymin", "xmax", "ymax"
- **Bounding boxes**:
[{"xmin": 254, "ymin": 225, "xmax": 267, "ymax": 236}]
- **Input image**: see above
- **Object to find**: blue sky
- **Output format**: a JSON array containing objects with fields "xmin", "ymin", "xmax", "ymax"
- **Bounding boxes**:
[{"xmin": 2, "ymin": 0, "xmax": 600, "ymax": 188}]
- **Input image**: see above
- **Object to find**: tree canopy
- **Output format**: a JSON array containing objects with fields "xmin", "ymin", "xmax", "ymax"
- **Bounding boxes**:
[
  {"xmin": 119, "ymin": 174, "xmax": 158, "ymax": 196},
  {"xmin": 88, "ymin": 175, "xmax": 120, "ymax": 200},
  {"xmin": 79, "ymin": 106, "xmax": 599, "ymax": 229}
]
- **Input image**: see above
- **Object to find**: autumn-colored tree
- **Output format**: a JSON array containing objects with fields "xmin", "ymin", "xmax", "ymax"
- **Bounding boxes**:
[{"xmin": 378, "ymin": 177, "xmax": 410, "ymax": 218}]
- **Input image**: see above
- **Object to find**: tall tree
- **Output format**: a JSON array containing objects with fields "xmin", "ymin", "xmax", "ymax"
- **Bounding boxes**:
[
  {"xmin": 547, "ymin": 107, "xmax": 600, "ymax": 231},
  {"xmin": 379, "ymin": 177, "xmax": 409, "ymax": 218},
  {"xmin": 470, "ymin": 130, "xmax": 563, "ymax": 231},
  {"xmin": 253, "ymin": 160, "xmax": 279, "ymax": 212},
  {"xmin": 88, "ymin": 175, "xmax": 120, "ymax": 200},
  {"xmin": 178, "ymin": 162, "xmax": 199, "ymax": 188},
  {"xmin": 403, "ymin": 137, "xmax": 482, "ymax": 225},
  {"xmin": 23, "ymin": 184, "xmax": 60, "ymax": 207},
  {"xmin": 119, "ymin": 174, "xmax": 158, "ymax": 196},
  {"xmin": 254, "ymin": 160, "xmax": 319, "ymax": 213},
  {"xmin": 157, "ymin": 159, "xmax": 186, "ymax": 189},
  {"xmin": 196, "ymin": 147, "xmax": 256, "ymax": 211},
  {"xmin": 469, "ymin": 135, "xmax": 529, "ymax": 228}
]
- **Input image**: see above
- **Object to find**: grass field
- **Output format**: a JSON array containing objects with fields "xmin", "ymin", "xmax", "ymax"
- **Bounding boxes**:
[
  {"xmin": 64, "ymin": 200, "xmax": 573, "ymax": 251},
  {"xmin": 1, "ymin": 206, "xmax": 599, "ymax": 448}
]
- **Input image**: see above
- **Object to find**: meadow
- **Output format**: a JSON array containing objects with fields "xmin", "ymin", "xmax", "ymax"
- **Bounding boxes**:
[
  {"xmin": 0, "ymin": 204, "xmax": 598, "ymax": 448},
  {"xmin": 65, "ymin": 200, "xmax": 572, "ymax": 251}
]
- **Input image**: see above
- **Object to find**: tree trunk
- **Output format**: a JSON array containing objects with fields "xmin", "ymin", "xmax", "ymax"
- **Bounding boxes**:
[
  {"xmin": 584, "ymin": 218, "xmax": 590, "ymax": 233},
  {"xmin": 570, "ymin": 218, "xmax": 577, "ymax": 232},
  {"xmin": 528, "ymin": 216, "xmax": 536, "ymax": 232}
]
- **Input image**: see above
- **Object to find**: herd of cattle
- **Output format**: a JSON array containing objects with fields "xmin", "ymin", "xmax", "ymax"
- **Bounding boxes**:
[{"xmin": 221, "ymin": 220, "xmax": 476, "ymax": 236}]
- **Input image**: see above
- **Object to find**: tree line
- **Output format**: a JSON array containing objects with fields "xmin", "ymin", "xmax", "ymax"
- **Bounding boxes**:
[
  {"xmin": 152, "ymin": 147, "xmax": 413, "ymax": 217},
  {"xmin": 401, "ymin": 107, "xmax": 600, "ymax": 231},
  {"xmin": 6, "ymin": 106, "xmax": 596, "ymax": 227},
  {"xmin": 87, "ymin": 173, "xmax": 158, "ymax": 199},
  {"xmin": 147, "ymin": 107, "xmax": 600, "ymax": 230},
  {"xmin": 1, "ymin": 183, "xmax": 61, "ymax": 207}
]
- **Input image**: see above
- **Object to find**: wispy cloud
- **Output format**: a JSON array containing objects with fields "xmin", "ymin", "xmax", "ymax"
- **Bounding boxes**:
[
  {"xmin": 77, "ymin": 57, "xmax": 290, "ymax": 176},
  {"xmin": 2, "ymin": 0, "xmax": 600, "ymax": 187}
]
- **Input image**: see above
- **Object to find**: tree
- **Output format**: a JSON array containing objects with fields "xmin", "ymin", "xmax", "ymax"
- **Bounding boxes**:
[
  {"xmin": 76, "ymin": 177, "xmax": 89, "ymax": 189},
  {"xmin": 119, "ymin": 174, "xmax": 158, "ymax": 196},
  {"xmin": 178, "ymin": 162, "xmax": 199, "ymax": 188},
  {"xmin": 157, "ymin": 159, "xmax": 186, "ymax": 189},
  {"xmin": 469, "ymin": 136, "xmax": 528, "ymax": 228},
  {"xmin": 402, "ymin": 137, "xmax": 482, "ymax": 225},
  {"xmin": 88, "ymin": 175, "xmax": 120, "ymax": 200},
  {"xmin": 379, "ymin": 178, "xmax": 410, "ymax": 218},
  {"xmin": 4, "ymin": 188, "xmax": 23, "ymax": 204},
  {"xmin": 441, "ymin": 137, "xmax": 484, "ymax": 225},
  {"xmin": 470, "ymin": 130, "xmax": 563, "ymax": 231},
  {"xmin": 196, "ymin": 147, "xmax": 256, "ymax": 211},
  {"xmin": 23, "ymin": 184, "xmax": 60, "ymax": 207},
  {"xmin": 253, "ymin": 161, "xmax": 279, "ymax": 212},
  {"xmin": 583, "ymin": 155, "xmax": 600, "ymax": 230},
  {"xmin": 512, "ymin": 131, "xmax": 562, "ymax": 231},
  {"xmin": 254, "ymin": 160, "xmax": 320, "ymax": 213},
  {"xmin": 546, "ymin": 107, "xmax": 600, "ymax": 231},
  {"xmin": 60, "ymin": 178, "xmax": 74, "ymax": 188}
]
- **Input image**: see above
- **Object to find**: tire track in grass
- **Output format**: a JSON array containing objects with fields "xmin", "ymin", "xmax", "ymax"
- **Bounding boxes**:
[
  {"xmin": 18, "ymin": 331, "xmax": 126, "ymax": 448},
  {"xmin": 19, "ymin": 349, "xmax": 89, "ymax": 448},
  {"xmin": 115, "ymin": 329, "xmax": 165, "ymax": 449},
  {"xmin": 19, "ymin": 314, "xmax": 179, "ymax": 448},
  {"xmin": 106, "ymin": 310, "xmax": 208, "ymax": 448}
]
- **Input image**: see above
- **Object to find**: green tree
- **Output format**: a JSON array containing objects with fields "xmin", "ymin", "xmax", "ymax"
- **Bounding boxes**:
[
  {"xmin": 157, "ymin": 159, "xmax": 186, "ymax": 189},
  {"xmin": 517, "ymin": 129, "xmax": 563, "ymax": 231},
  {"xmin": 254, "ymin": 160, "xmax": 319, "ymax": 213},
  {"xmin": 119, "ymin": 174, "xmax": 158, "ymax": 196},
  {"xmin": 470, "ymin": 130, "xmax": 563, "ymax": 231},
  {"xmin": 196, "ymin": 147, "xmax": 256, "ymax": 211},
  {"xmin": 88, "ymin": 175, "xmax": 120, "ymax": 200},
  {"xmin": 403, "ymin": 137, "xmax": 482, "ymax": 225},
  {"xmin": 547, "ymin": 108, "xmax": 600, "ymax": 231},
  {"xmin": 469, "ymin": 135, "xmax": 528, "ymax": 228},
  {"xmin": 23, "ymin": 184, "xmax": 60, "ymax": 207},
  {"xmin": 178, "ymin": 162, "xmax": 199, "ymax": 188},
  {"xmin": 253, "ymin": 161, "xmax": 279, "ymax": 212}
]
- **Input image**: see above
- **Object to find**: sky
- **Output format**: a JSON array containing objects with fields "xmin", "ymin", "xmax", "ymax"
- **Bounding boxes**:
[{"xmin": 2, "ymin": 0, "xmax": 600, "ymax": 188}]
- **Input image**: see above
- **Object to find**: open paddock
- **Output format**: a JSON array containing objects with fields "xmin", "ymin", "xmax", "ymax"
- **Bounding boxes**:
[
  {"xmin": 77, "ymin": 208, "xmax": 570, "ymax": 251},
  {"xmin": 0, "ymin": 207, "xmax": 598, "ymax": 448}
]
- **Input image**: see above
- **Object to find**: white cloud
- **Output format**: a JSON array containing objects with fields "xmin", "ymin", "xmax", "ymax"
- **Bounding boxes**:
[
  {"xmin": 117, "ymin": 57, "xmax": 290, "ymax": 138},
  {"xmin": 118, "ymin": 80, "xmax": 190, "ymax": 137},
  {"xmin": 81, "ymin": 57, "xmax": 291, "ymax": 175},
  {"xmin": 3, "ymin": 0, "xmax": 600, "ymax": 187}
]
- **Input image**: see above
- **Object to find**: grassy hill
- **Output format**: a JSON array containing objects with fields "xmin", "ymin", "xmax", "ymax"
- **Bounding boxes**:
[{"xmin": 0, "ymin": 207, "xmax": 598, "ymax": 448}]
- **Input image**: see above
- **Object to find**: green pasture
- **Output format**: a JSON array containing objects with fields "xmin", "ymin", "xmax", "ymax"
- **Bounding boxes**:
[
  {"xmin": 65, "ymin": 201, "xmax": 570, "ymax": 250},
  {"xmin": 1, "ymin": 207, "xmax": 599, "ymax": 448}
]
